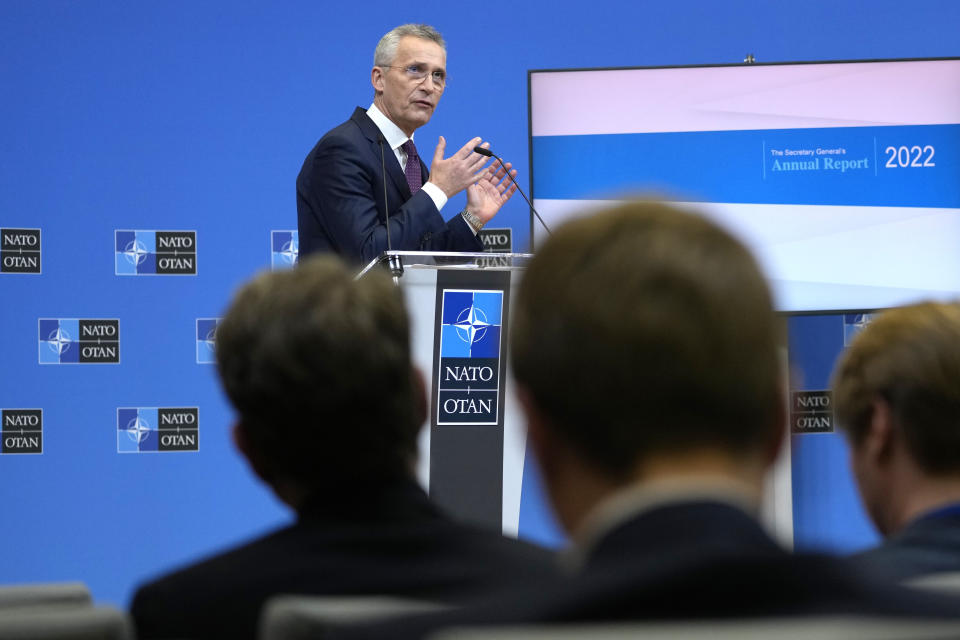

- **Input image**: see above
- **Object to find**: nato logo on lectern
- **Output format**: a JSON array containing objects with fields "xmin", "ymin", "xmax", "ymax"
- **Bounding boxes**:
[
  {"xmin": 38, "ymin": 319, "xmax": 120, "ymax": 364},
  {"xmin": 196, "ymin": 318, "xmax": 221, "ymax": 364},
  {"xmin": 115, "ymin": 230, "xmax": 197, "ymax": 275},
  {"xmin": 271, "ymin": 230, "xmax": 299, "ymax": 269},
  {"xmin": 436, "ymin": 290, "xmax": 503, "ymax": 425},
  {"xmin": 2, "ymin": 410, "xmax": 42, "ymax": 454},
  {"xmin": 1, "ymin": 228, "xmax": 41, "ymax": 273},
  {"xmin": 117, "ymin": 407, "xmax": 199, "ymax": 453}
]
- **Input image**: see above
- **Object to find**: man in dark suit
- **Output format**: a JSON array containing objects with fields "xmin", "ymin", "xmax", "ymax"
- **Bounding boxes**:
[
  {"xmin": 336, "ymin": 203, "xmax": 960, "ymax": 639},
  {"xmin": 297, "ymin": 23, "xmax": 517, "ymax": 264},
  {"xmin": 833, "ymin": 302, "xmax": 960, "ymax": 582},
  {"xmin": 129, "ymin": 256, "xmax": 557, "ymax": 640}
]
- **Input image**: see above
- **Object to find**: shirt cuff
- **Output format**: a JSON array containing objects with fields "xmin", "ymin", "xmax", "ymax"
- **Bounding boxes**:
[{"xmin": 421, "ymin": 182, "xmax": 448, "ymax": 213}]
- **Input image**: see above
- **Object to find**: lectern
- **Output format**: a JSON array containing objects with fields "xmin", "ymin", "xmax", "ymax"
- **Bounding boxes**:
[{"xmin": 359, "ymin": 251, "xmax": 532, "ymax": 534}]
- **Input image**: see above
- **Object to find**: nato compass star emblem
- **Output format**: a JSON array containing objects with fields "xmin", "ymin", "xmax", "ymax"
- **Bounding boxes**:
[
  {"xmin": 844, "ymin": 313, "xmax": 877, "ymax": 346},
  {"xmin": 123, "ymin": 239, "xmax": 149, "ymax": 266},
  {"xmin": 279, "ymin": 237, "xmax": 298, "ymax": 265},
  {"xmin": 46, "ymin": 326, "xmax": 72, "ymax": 356},
  {"xmin": 202, "ymin": 326, "xmax": 216, "ymax": 352},
  {"xmin": 453, "ymin": 305, "xmax": 489, "ymax": 345},
  {"xmin": 271, "ymin": 231, "xmax": 299, "ymax": 269},
  {"xmin": 196, "ymin": 318, "xmax": 221, "ymax": 364},
  {"xmin": 118, "ymin": 408, "xmax": 160, "ymax": 452},
  {"xmin": 125, "ymin": 414, "xmax": 152, "ymax": 444}
]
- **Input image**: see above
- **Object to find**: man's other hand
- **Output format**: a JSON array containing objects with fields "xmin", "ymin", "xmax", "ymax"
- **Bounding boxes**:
[{"xmin": 467, "ymin": 160, "xmax": 518, "ymax": 224}]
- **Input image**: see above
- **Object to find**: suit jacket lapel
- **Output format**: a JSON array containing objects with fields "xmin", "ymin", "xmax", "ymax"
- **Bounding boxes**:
[{"xmin": 350, "ymin": 107, "xmax": 414, "ymax": 201}]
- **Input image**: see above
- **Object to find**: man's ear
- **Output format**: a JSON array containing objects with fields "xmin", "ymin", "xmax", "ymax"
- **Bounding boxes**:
[
  {"xmin": 232, "ymin": 422, "xmax": 272, "ymax": 484},
  {"xmin": 371, "ymin": 66, "xmax": 384, "ymax": 94},
  {"xmin": 516, "ymin": 384, "xmax": 555, "ymax": 477},
  {"xmin": 863, "ymin": 396, "xmax": 896, "ymax": 464},
  {"xmin": 764, "ymin": 383, "xmax": 789, "ymax": 470}
]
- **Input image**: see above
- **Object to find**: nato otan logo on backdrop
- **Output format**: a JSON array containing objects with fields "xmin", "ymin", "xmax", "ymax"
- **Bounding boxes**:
[
  {"xmin": 117, "ymin": 407, "xmax": 199, "ymax": 453},
  {"xmin": 478, "ymin": 228, "xmax": 512, "ymax": 253},
  {"xmin": 38, "ymin": 319, "xmax": 120, "ymax": 364},
  {"xmin": 115, "ymin": 230, "xmax": 197, "ymax": 275},
  {"xmin": 2, "ymin": 410, "xmax": 42, "ymax": 454},
  {"xmin": 477, "ymin": 228, "xmax": 513, "ymax": 268},
  {"xmin": 271, "ymin": 230, "xmax": 299, "ymax": 269},
  {"xmin": 1, "ymin": 228, "xmax": 41, "ymax": 274},
  {"xmin": 196, "ymin": 318, "xmax": 221, "ymax": 364},
  {"xmin": 791, "ymin": 390, "xmax": 833, "ymax": 434},
  {"xmin": 436, "ymin": 290, "xmax": 503, "ymax": 425}
]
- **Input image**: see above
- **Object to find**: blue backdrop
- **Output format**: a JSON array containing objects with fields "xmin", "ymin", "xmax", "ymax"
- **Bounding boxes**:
[
  {"xmin": 788, "ymin": 313, "xmax": 882, "ymax": 554},
  {"xmin": 2, "ymin": 0, "xmax": 959, "ymax": 607}
]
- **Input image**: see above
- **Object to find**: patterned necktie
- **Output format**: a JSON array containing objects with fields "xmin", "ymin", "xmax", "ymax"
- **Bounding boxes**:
[{"xmin": 401, "ymin": 139, "xmax": 422, "ymax": 195}]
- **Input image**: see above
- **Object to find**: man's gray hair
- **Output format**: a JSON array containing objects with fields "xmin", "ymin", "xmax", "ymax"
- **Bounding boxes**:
[{"xmin": 374, "ymin": 24, "xmax": 446, "ymax": 67}]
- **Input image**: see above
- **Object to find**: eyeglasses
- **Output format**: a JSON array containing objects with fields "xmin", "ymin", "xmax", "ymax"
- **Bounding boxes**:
[{"xmin": 382, "ymin": 64, "xmax": 447, "ymax": 88}]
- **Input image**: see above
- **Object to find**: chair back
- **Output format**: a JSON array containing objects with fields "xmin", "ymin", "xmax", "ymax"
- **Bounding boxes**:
[
  {"xmin": 0, "ymin": 605, "xmax": 131, "ymax": 640},
  {"xmin": 430, "ymin": 617, "xmax": 960, "ymax": 640},
  {"xmin": 0, "ymin": 583, "xmax": 92, "ymax": 609},
  {"xmin": 906, "ymin": 571, "xmax": 960, "ymax": 595},
  {"xmin": 260, "ymin": 595, "xmax": 444, "ymax": 640}
]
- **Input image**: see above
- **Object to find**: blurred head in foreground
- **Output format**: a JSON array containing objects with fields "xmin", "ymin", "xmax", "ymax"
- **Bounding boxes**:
[
  {"xmin": 510, "ymin": 201, "xmax": 784, "ymax": 534},
  {"xmin": 215, "ymin": 255, "xmax": 423, "ymax": 508},
  {"xmin": 833, "ymin": 301, "xmax": 960, "ymax": 536}
]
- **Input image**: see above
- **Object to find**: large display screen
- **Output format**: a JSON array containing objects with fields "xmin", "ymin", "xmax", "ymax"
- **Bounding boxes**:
[{"xmin": 529, "ymin": 59, "xmax": 960, "ymax": 311}]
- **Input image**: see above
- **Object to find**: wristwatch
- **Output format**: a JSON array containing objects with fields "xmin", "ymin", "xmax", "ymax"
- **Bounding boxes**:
[{"xmin": 461, "ymin": 209, "xmax": 485, "ymax": 233}]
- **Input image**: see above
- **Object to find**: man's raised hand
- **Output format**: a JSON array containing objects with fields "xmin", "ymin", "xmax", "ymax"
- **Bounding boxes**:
[{"xmin": 428, "ymin": 136, "xmax": 491, "ymax": 198}]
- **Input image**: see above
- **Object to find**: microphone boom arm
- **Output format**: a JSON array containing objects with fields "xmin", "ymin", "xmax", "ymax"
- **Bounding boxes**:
[{"xmin": 474, "ymin": 146, "xmax": 551, "ymax": 236}]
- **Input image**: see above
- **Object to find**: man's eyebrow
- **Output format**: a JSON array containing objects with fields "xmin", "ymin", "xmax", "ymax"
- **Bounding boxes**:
[{"xmin": 407, "ymin": 59, "xmax": 446, "ymax": 71}]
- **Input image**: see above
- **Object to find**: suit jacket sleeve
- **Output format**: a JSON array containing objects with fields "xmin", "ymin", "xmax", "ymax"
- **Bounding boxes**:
[{"xmin": 299, "ymin": 130, "xmax": 482, "ymax": 264}]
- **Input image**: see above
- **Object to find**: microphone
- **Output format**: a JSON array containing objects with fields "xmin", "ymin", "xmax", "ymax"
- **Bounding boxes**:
[
  {"xmin": 473, "ymin": 146, "xmax": 551, "ymax": 235},
  {"xmin": 378, "ymin": 135, "xmax": 402, "ymax": 280},
  {"xmin": 377, "ymin": 136, "xmax": 393, "ymax": 251}
]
